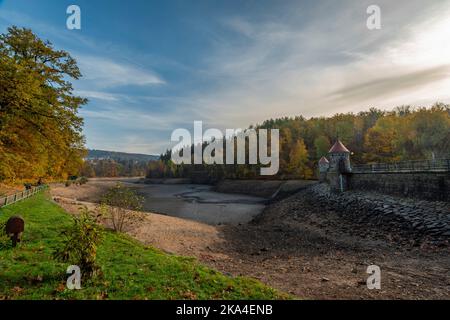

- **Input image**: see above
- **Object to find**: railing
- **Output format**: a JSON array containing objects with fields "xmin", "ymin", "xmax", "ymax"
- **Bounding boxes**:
[
  {"xmin": 351, "ymin": 159, "xmax": 450, "ymax": 173},
  {"xmin": 0, "ymin": 185, "xmax": 48, "ymax": 208}
]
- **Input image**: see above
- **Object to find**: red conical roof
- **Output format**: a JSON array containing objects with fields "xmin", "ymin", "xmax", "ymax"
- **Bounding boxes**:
[
  {"xmin": 319, "ymin": 156, "xmax": 329, "ymax": 164},
  {"xmin": 329, "ymin": 140, "xmax": 350, "ymax": 153}
]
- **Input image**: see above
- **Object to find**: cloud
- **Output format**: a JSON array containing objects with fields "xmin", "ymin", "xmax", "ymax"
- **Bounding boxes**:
[
  {"xmin": 185, "ymin": 1, "xmax": 450, "ymax": 129},
  {"xmin": 80, "ymin": 104, "xmax": 191, "ymax": 131},
  {"xmin": 75, "ymin": 90, "xmax": 120, "ymax": 101},
  {"xmin": 329, "ymin": 65, "xmax": 450, "ymax": 103},
  {"xmin": 77, "ymin": 55, "xmax": 165, "ymax": 88}
]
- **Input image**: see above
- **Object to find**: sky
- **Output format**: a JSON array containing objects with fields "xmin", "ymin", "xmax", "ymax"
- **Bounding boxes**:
[{"xmin": 0, "ymin": 0, "xmax": 449, "ymax": 154}]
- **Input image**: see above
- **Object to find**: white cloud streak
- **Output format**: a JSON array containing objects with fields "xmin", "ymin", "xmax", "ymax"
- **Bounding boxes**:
[
  {"xmin": 187, "ymin": 0, "xmax": 450, "ymax": 128},
  {"xmin": 77, "ymin": 55, "xmax": 165, "ymax": 88}
]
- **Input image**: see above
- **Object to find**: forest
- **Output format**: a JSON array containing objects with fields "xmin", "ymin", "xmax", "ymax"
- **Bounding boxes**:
[
  {"xmin": 80, "ymin": 159, "xmax": 149, "ymax": 178},
  {"xmin": 148, "ymin": 104, "xmax": 450, "ymax": 180}
]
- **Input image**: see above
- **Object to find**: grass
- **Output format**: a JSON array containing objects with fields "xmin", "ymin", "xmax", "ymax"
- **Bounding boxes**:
[{"xmin": 0, "ymin": 192, "xmax": 288, "ymax": 300}]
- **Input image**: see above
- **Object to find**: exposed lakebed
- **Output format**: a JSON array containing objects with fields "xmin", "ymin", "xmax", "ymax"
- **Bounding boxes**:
[{"xmin": 130, "ymin": 183, "xmax": 267, "ymax": 225}]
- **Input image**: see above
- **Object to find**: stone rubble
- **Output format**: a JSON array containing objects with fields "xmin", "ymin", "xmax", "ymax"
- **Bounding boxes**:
[{"xmin": 300, "ymin": 183, "xmax": 450, "ymax": 242}]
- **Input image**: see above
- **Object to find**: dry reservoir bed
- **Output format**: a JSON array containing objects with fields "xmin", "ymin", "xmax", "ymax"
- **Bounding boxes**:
[{"xmin": 51, "ymin": 179, "xmax": 450, "ymax": 299}]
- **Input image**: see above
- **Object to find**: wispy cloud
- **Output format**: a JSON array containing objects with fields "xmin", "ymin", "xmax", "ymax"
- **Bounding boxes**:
[
  {"xmin": 186, "ymin": 0, "xmax": 450, "ymax": 128},
  {"xmin": 75, "ymin": 90, "xmax": 121, "ymax": 102},
  {"xmin": 77, "ymin": 55, "xmax": 165, "ymax": 88},
  {"xmin": 80, "ymin": 105, "xmax": 191, "ymax": 131},
  {"xmin": 329, "ymin": 65, "xmax": 450, "ymax": 103}
]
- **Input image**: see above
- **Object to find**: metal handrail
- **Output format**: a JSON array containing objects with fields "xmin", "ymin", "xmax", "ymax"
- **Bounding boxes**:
[
  {"xmin": 0, "ymin": 185, "xmax": 48, "ymax": 208},
  {"xmin": 351, "ymin": 159, "xmax": 450, "ymax": 173}
]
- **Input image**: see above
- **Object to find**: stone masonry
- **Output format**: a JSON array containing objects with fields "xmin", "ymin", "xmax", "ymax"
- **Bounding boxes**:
[{"xmin": 304, "ymin": 183, "xmax": 450, "ymax": 242}]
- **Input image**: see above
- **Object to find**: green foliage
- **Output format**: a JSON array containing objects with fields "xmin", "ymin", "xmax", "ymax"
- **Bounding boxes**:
[
  {"xmin": 101, "ymin": 183, "xmax": 144, "ymax": 232},
  {"xmin": 53, "ymin": 207, "xmax": 104, "ymax": 278},
  {"xmin": 0, "ymin": 221, "xmax": 11, "ymax": 250},
  {"xmin": 76, "ymin": 176, "xmax": 88, "ymax": 185},
  {"xmin": 314, "ymin": 135, "xmax": 330, "ymax": 158},
  {"xmin": 0, "ymin": 26, "xmax": 87, "ymax": 183}
]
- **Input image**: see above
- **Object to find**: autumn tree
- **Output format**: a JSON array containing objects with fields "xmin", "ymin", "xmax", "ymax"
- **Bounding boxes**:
[
  {"xmin": 314, "ymin": 135, "xmax": 330, "ymax": 158},
  {"xmin": 80, "ymin": 161, "xmax": 96, "ymax": 178},
  {"xmin": 287, "ymin": 139, "xmax": 313, "ymax": 179},
  {"xmin": 363, "ymin": 116, "xmax": 401, "ymax": 163},
  {"xmin": 0, "ymin": 26, "xmax": 86, "ymax": 182}
]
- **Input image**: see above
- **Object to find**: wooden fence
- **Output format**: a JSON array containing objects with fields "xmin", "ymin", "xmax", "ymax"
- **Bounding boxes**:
[{"xmin": 0, "ymin": 185, "xmax": 48, "ymax": 208}]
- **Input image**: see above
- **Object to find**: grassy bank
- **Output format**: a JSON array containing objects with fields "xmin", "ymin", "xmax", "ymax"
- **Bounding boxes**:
[{"xmin": 0, "ymin": 193, "xmax": 287, "ymax": 300}]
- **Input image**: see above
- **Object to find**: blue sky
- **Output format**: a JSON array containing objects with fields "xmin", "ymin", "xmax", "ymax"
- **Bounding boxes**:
[{"xmin": 1, "ymin": 0, "xmax": 450, "ymax": 154}]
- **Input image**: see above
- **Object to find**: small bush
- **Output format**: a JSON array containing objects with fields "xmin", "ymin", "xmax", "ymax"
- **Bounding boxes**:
[
  {"xmin": 0, "ymin": 221, "xmax": 11, "ymax": 250},
  {"xmin": 53, "ymin": 207, "xmax": 104, "ymax": 278},
  {"xmin": 77, "ymin": 176, "xmax": 88, "ymax": 185},
  {"xmin": 101, "ymin": 183, "xmax": 144, "ymax": 232}
]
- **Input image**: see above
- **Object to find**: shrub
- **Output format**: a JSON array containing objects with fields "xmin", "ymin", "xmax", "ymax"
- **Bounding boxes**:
[
  {"xmin": 77, "ymin": 176, "xmax": 88, "ymax": 185},
  {"xmin": 100, "ymin": 183, "xmax": 144, "ymax": 232},
  {"xmin": 0, "ymin": 221, "xmax": 11, "ymax": 250},
  {"xmin": 53, "ymin": 207, "xmax": 104, "ymax": 278}
]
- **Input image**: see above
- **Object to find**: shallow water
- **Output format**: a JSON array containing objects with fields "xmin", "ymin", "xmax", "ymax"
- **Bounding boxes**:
[{"xmin": 126, "ymin": 182, "xmax": 267, "ymax": 225}]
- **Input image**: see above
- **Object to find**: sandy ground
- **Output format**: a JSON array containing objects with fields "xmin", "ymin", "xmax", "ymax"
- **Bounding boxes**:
[
  {"xmin": 52, "ymin": 196, "xmax": 224, "ymax": 259},
  {"xmin": 51, "ymin": 180, "xmax": 450, "ymax": 300}
]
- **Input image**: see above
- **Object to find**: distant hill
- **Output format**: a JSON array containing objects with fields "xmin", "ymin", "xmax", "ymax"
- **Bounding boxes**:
[{"xmin": 87, "ymin": 149, "xmax": 159, "ymax": 162}]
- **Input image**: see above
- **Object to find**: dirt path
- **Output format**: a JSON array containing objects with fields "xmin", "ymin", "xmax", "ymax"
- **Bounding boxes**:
[{"xmin": 51, "ymin": 183, "xmax": 450, "ymax": 300}]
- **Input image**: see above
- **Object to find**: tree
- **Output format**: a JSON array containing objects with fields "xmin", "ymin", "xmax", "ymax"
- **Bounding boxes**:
[
  {"xmin": 314, "ymin": 135, "xmax": 330, "ymax": 158},
  {"xmin": 363, "ymin": 116, "xmax": 401, "ymax": 163},
  {"xmin": 80, "ymin": 161, "xmax": 96, "ymax": 178},
  {"xmin": 0, "ymin": 26, "xmax": 87, "ymax": 182},
  {"xmin": 100, "ymin": 183, "xmax": 144, "ymax": 232},
  {"xmin": 287, "ymin": 139, "xmax": 313, "ymax": 179},
  {"xmin": 409, "ymin": 104, "xmax": 450, "ymax": 158}
]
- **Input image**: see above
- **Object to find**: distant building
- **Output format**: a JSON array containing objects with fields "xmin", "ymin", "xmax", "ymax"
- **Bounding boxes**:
[
  {"xmin": 328, "ymin": 140, "xmax": 351, "ymax": 174},
  {"xmin": 318, "ymin": 139, "xmax": 352, "ymax": 192},
  {"xmin": 318, "ymin": 156, "xmax": 329, "ymax": 182}
]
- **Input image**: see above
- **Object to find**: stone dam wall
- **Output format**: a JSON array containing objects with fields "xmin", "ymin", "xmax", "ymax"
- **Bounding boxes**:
[
  {"xmin": 304, "ymin": 184, "xmax": 450, "ymax": 242},
  {"xmin": 214, "ymin": 179, "xmax": 317, "ymax": 199},
  {"xmin": 348, "ymin": 171, "xmax": 450, "ymax": 202}
]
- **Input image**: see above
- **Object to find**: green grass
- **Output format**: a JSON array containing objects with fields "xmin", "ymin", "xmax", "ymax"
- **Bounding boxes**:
[{"xmin": 0, "ymin": 193, "xmax": 288, "ymax": 300}]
